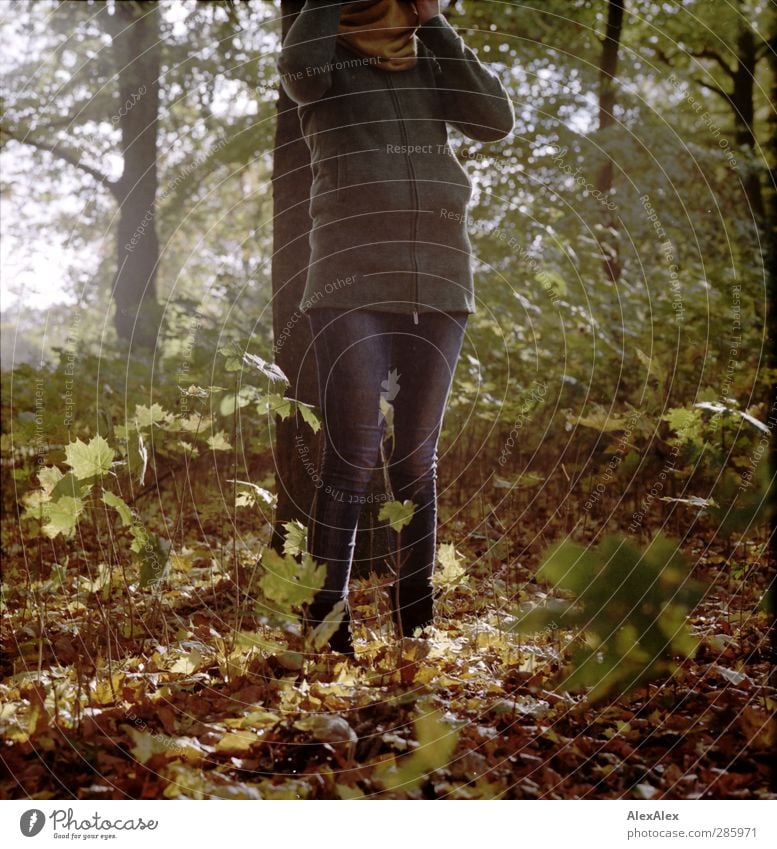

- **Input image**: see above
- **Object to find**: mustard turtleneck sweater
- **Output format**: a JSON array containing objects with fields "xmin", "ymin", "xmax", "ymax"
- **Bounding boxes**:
[{"xmin": 337, "ymin": 0, "xmax": 420, "ymax": 71}]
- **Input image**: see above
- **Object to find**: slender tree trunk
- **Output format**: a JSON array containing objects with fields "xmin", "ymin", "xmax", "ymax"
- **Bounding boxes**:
[
  {"xmin": 765, "ymin": 5, "xmax": 777, "ymax": 618},
  {"xmin": 595, "ymin": 0, "xmax": 625, "ymax": 284},
  {"xmin": 271, "ymin": 0, "xmax": 319, "ymax": 553},
  {"xmin": 730, "ymin": 25, "xmax": 765, "ymax": 219},
  {"xmin": 271, "ymin": 1, "xmax": 394, "ymax": 581},
  {"xmin": 101, "ymin": 0, "xmax": 163, "ymax": 351}
]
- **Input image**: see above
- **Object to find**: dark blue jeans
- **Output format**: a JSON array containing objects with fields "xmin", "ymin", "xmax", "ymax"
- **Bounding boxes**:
[{"xmin": 305, "ymin": 307, "xmax": 468, "ymax": 647}]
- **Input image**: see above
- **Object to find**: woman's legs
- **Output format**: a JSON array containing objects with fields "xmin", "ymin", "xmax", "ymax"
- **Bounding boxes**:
[
  {"xmin": 304, "ymin": 306, "xmax": 468, "ymax": 650},
  {"xmin": 386, "ymin": 311, "xmax": 468, "ymax": 635},
  {"xmin": 305, "ymin": 307, "xmax": 393, "ymax": 653}
]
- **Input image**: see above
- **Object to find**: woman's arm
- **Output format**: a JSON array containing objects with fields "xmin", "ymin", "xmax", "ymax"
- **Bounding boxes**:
[
  {"xmin": 277, "ymin": 1, "xmax": 343, "ymax": 105},
  {"xmin": 417, "ymin": 11, "xmax": 515, "ymax": 142}
]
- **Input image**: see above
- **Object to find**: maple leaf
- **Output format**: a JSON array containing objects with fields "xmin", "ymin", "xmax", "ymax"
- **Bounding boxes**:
[
  {"xmin": 259, "ymin": 548, "xmax": 325, "ymax": 612},
  {"xmin": 133, "ymin": 403, "xmax": 171, "ymax": 429},
  {"xmin": 207, "ymin": 430, "xmax": 232, "ymax": 451},
  {"xmin": 64, "ymin": 434, "xmax": 114, "ymax": 480},
  {"xmin": 433, "ymin": 543, "xmax": 468, "ymax": 591},
  {"xmin": 379, "ymin": 499, "xmax": 416, "ymax": 533},
  {"xmin": 379, "ymin": 368, "xmax": 401, "ymax": 425},
  {"xmin": 41, "ymin": 496, "xmax": 85, "ymax": 539},
  {"xmin": 380, "ymin": 368, "xmax": 401, "ymax": 402}
]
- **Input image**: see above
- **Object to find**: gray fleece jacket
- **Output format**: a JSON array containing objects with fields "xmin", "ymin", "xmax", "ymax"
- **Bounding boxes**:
[{"xmin": 278, "ymin": 1, "xmax": 515, "ymax": 320}]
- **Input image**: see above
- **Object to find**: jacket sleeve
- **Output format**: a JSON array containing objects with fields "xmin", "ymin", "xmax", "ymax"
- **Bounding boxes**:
[
  {"xmin": 417, "ymin": 14, "xmax": 515, "ymax": 142},
  {"xmin": 277, "ymin": 1, "xmax": 342, "ymax": 105}
]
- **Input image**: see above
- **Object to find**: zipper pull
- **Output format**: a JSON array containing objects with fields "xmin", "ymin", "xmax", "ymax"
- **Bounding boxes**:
[{"xmin": 412, "ymin": 310, "xmax": 419, "ymax": 325}]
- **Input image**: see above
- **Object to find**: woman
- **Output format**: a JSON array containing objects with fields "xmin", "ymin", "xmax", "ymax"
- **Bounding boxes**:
[{"xmin": 277, "ymin": 0, "xmax": 514, "ymax": 655}]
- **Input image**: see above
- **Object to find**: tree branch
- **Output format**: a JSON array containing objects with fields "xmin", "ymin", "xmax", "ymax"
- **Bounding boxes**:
[
  {"xmin": 0, "ymin": 125, "xmax": 117, "ymax": 195},
  {"xmin": 694, "ymin": 77, "xmax": 733, "ymax": 104},
  {"xmin": 687, "ymin": 47, "xmax": 735, "ymax": 78},
  {"xmin": 755, "ymin": 37, "xmax": 775, "ymax": 61}
]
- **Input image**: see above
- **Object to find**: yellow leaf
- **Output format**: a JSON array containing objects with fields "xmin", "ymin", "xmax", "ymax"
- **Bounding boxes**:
[
  {"xmin": 92, "ymin": 673, "xmax": 124, "ymax": 705},
  {"xmin": 215, "ymin": 729, "xmax": 263, "ymax": 753},
  {"xmin": 169, "ymin": 648, "xmax": 205, "ymax": 675}
]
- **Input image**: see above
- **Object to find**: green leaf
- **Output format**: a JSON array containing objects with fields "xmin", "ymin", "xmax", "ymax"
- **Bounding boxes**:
[
  {"xmin": 64, "ymin": 434, "xmax": 115, "ymax": 480},
  {"xmin": 573, "ymin": 408, "xmax": 631, "ymax": 433},
  {"xmin": 102, "ymin": 491, "xmax": 134, "ymax": 526},
  {"xmin": 537, "ymin": 538, "xmax": 600, "ymax": 595},
  {"xmin": 518, "ymin": 533, "xmax": 707, "ymax": 704},
  {"xmin": 228, "ymin": 480, "xmax": 276, "ymax": 508},
  {"xmin": 41, "ymin": 496, "xmax": 85, "ymax": 539},
  {"xmin": 282, "ymin": 520, "xmax": 307, "ymax": 557},
  {"xmin": 536, "ymin": 269, "xmax": 567, "ymax": 297},
  {"xmin": 258, "ymin": 393, "xmax": 292, "ymax": 420},
  {"xmin": 294, "ymin": 400, "xmax": 321, "ymax": 433},
  {"xmin": 50, "ymin": 472, "xmax": 92, "ymax": 500},
  {"xmin": 493, "ymin": 472, "xmax": 545, "ymax": 489},
  {"xmin": 636, "ymin": 348, "xmax": 666, "ymax": 385},
  {"xmin": 375, "ymin": 702, "xmax": 459, "ymax": 792},
  {"xmin": 134, "ymin": 403, "xmax": 171, "ymax": 429},
  {"xmin": 220, "ymin": 390, "xmax": 254, "ymax": 417},
  {"xmin": 379, "ymin": 499, "xmax": 416, "ymax": 533},
  {"xmin": 219, "ymin": 341, "xmax": 244, "ymax": 372},
  {"xmin": 130, "ymin": 525, "xmax": 171, "ymax": 587},
  {"xmin": 310, "ymin": 601, "xmax": 347, "ymax": 650},
  {"xmin": 433, "ymin": 543, "xmax": 468, "ymax": 591},
  {"xmin": 259, "ymin": 548, "xmax": 325, "ymax": 612},
  {"xmin": 662, "ymin": 406, "xmax": 704, "ymax": 446},
  {"xmin": 207, "ymin": 430, "xmax": 232, "ymax": 451},
  {"xmin": 37, "ymin": 465, "xmax": 63, "ymax": 497}
]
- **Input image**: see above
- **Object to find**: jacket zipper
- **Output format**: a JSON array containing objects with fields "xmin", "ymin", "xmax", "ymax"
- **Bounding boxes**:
[{"xmin": 386, "ymin": 74, "xmax": 420, "ymax": 325}]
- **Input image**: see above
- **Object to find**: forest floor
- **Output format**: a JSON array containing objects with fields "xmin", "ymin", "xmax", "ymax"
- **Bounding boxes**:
[{"xmin": 1, "ymin": 475, "xmax": 774, "ymax": 800}]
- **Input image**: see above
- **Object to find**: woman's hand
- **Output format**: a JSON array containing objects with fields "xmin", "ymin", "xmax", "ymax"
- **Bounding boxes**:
[{"xmin": 413, "ymin": 0, "xmax": 441, "ymax": 25}]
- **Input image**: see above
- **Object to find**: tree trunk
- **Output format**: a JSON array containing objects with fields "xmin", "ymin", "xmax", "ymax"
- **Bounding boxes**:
[
  {"xmin": 101, "ymin": 0, "xmax": 163, "ymax": 351},
  {"xmin": 271, "ymin": 0, "xmax": 319, "ymax": 553},
  {"xmin": 730, "ymin": 25, "xmax": 765, "ymax": 219},
  {"xmin": 766, "ymin": 8, "xmax": 777, "ymax": 599},
  {"xmin": 271, "ymin": 1, "xmax": 395, "ymax": 581},
  {"xmin": 595, "ymin": 0, "xmax": 625, "ymax": 284}
]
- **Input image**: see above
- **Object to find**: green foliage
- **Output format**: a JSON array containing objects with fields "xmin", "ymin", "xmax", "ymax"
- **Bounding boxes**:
[
  {"xmin": 432, "ymin": 543, "xmax": 468, "ymax": 593},
  {"xmin": 40, "ymin": 495, "xmax": 86, "ymax": 540},
  {"xmin": 378, "ymin": 499, "xmax": 416, "ymax": 533},
  {"xmin": 64, "ymin": 434, "xmax": 115, "ymax": 480},
  {"xmin": 309, "ymin": 600, "xmax": 348, "ymax": 651},
  {"xmin": 130, "ymin": 524, "xmax": 171, "ymax": 587},
  {"xmin": 101, "ymin": 491, "xmax": 134, "ymax": 527},
  {"xmin": 20, "ymin": 431, "xmax": 169, "ymax": 587},
  {"xmin": 374, "ymin": 700, "xmax": 459, "ymax": 792},
  {"xmin": 258, "ymin": 547, "xmax": 326, "ymax": 615},
  {"xmin": 510, "ymin": 534, "xmax": 707, "ymax": 703},
  {"xmin": 281, "ymin": 519, "xmax": 307, "ymax": 558}
]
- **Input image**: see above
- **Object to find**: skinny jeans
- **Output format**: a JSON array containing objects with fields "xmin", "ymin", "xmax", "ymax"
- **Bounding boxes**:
[{"xmin": 305, "ymin": 306, "xmax": 468, "ymax": 639}]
